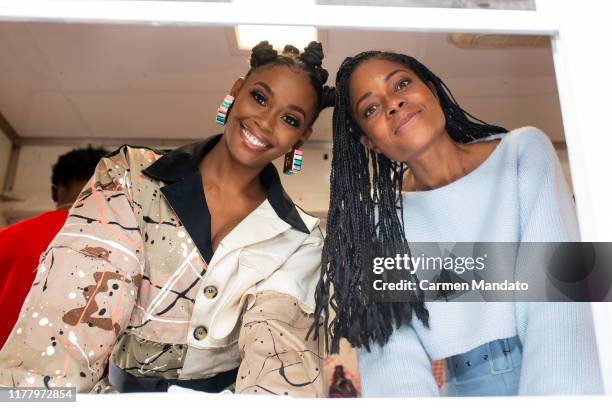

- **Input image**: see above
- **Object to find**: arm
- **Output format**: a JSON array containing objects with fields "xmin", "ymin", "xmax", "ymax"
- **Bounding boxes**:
[
  {"xmin": 514, "ymin": 128, "xmax": 603, "ymax": 394},
  {"xmin": 0, "ymin": 148, "xmax": 145, "ymax": 391},
  {"xmin": 236, "ymin": 291, "xmax": 323, "ymax": 397},
  {"xmin": 357, "ymin": 323, "xmax": 439, "ymax": 397},
  {"xmin": 235, "ymin": 228, "xmax": 324, "ymax": 397}
]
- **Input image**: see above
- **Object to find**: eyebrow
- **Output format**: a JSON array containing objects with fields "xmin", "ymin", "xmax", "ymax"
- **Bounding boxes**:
[
  {"xmin": 354, "ymin": 69, "xmax": 412, "ymax": 112},
  {"xmin": 287, "ymin": 104, "xmax": 306, "ymax": 118},
  {"xmin": 385, "ymin": 69, "xmax": 410, "ymax": 82},
  {"xmin": 253, "ymin": 81, "xmax": 306, "ymax": 118},
  {"xmin": 354, "ymin": 91, "xmax": 372, "ymax": 112},
  {"xmin": 254, "ymin": 81, "xmax": 273, "ymax": 96}
]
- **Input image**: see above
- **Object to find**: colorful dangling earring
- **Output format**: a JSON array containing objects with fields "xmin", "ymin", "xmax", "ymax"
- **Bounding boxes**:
[
  {"xmin": 215, "ymin": 95, "xmax": 235, "ymax": 126},
  {"xmin": 283, "ymin": 148, "xmax": 303, "ymax": 175}
]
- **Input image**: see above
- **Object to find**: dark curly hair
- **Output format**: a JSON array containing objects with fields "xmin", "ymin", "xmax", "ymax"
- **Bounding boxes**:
[
  {"xmin": 309, "ymin": 51, "xmax": 508, "ymax": 354},
  {"xmin": 51, "ymin": 146, "xmax": 109, "ymax": 188},
  {"xmin": 246, "ymin": 40, "xmax": 335, "ymax": 121}
]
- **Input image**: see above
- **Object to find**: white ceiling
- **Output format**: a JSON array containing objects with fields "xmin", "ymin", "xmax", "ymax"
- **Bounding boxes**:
[{"xmin": 0, "ymin": 21, "xmax": 564, "ymax": 142}]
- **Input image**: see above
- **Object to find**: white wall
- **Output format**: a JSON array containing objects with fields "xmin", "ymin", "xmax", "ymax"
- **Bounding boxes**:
[
  {"xmin": 0, "ymin": 142, "xmax": 332, "ymax": 224},
  {"xmin": 450, "ymin": 76, "xmax": 565, "ymax": 142},
  {"xmin": 0, "ymin": 128, "xmax": 12, "ymax": 226},
  {"xmin": 0, "ymin": 128, "xmax": 11, "ymax": 190},
  {"xmin": 2, "ymin": 140, "xmax": 571, "ymax": 226},
  {"xmin": 272, "ymin": 145, "xmax": 332, "ymax": 214}
]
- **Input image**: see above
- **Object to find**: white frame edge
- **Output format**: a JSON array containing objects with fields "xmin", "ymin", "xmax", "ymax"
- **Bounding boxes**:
[{"xmin": 0, "ymin": 0, "xmax": 610, "ymax": 395}]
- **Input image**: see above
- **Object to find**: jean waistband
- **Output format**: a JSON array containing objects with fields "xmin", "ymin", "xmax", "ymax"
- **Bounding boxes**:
[
  {"xmin": 447, "ymin": 336, "xmax": 522, "ymax": 381},
  {"xmin": 108, "ymin": 361, "xmax": 238, "ymax": 393}
]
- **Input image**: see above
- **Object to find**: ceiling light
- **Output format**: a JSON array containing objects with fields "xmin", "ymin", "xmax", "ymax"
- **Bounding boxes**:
[
  {"xmin": 232, "ymin": 0, "xmax": 317, "ymax": 50},
  {"xmin": 235, "ymin": 24, "xmax": 318, "ymax": 50}
]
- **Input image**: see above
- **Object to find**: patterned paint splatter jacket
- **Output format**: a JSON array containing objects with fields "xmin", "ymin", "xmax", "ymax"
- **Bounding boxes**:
[{"xmin": 0, "ymin": 135, "xmax": 324, "ymax": 396}]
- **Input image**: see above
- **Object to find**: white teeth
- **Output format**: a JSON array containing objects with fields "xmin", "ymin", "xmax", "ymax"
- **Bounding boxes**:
[{"xmin": 243, "ymin": 127, "xmax": 267, "ymax": 148}]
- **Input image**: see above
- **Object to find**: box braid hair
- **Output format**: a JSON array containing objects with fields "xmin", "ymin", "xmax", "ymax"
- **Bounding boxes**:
[
  {"xmin": 308, "ymin": 51, "xmax": 508, "ymax": 354},
  {"xmin": 246, "ymin": 40, "xmax": 335, "ymax": 120}
]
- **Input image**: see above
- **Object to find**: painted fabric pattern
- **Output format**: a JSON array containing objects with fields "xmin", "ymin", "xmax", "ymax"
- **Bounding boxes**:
[{"xmin": 0, "ymin": 143, "xmax": 324, "ymax": 397}]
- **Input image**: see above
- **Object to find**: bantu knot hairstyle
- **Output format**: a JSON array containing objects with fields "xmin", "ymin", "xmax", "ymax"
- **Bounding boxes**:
[
  {"xmin": 308, "ymin": 50, "xmax": 509, "ymax": 354},
  {"xmin": 247, "ymin": 40, "xmax": 335, "ymax": 120}
]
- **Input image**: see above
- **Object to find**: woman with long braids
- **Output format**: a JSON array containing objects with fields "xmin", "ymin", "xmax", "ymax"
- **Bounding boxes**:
[
  {"xmin": 0, "ymin": 41, "xmax": 334, "ymax": 396},
  {"xmin": 311, "ymin": 51, "xmax": 602, "ymax": 396}
]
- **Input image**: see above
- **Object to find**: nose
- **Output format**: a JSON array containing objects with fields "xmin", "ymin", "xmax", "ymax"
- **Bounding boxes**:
[
  {"xmin": 254, "ymin": 110, "xmax": 274, "ymax": 137},
  {"xmin": 387, "ymin": 99, "xmax": 405, "ymax": 117}
]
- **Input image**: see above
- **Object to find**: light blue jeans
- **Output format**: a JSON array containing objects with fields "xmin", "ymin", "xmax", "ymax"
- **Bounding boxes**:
[{"xmin": 441, "ymin": 336, "xmax": 522, "ymax": 396}]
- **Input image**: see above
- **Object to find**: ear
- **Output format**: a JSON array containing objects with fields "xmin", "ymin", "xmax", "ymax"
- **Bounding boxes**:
[
  {"xmin": 229, "ymin": 77, "xmax": 244, "ymax": 98},
  {"xmin": 427, "ymin": 81, "xmax": 439, "ymax": 100},
  {"xmin": 51, "ymin": 185, "xmax": 58, "ymax": 203},
  {"xmin": 293, "ymin": 127, "xmax": 313, "ymax": 150},
  {"xmin": 359, "ymin": 135, "xmax": 381, "ymax": 153}
]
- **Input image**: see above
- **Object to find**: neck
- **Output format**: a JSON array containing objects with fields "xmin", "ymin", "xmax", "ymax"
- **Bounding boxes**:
[
  {"xmin": 55, "ymin": 181, "xmax": 86, "ymax": 211},
  {"xmin": 405, "ymin": 132, "xmax": 471, "ymax": 191},
  {"xmin": 199, "ymin": 136, "xmax": 264, "ymax": 196},
  {"xmin": 55, "ymin": 202, "xmax": 74, "ymax": 211}
]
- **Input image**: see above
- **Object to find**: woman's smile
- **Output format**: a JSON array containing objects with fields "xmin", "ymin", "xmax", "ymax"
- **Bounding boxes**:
[{"xmin": 240, "ymin": 122, "xmax": 272, "ymax": 151}]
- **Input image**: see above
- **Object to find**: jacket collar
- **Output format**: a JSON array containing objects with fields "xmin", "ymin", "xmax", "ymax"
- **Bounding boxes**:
[
  {"xmin": 142, "ymin": 136, "xmax": 213, "ymax": 184},
  {"xmin": 142, "ymin": 135, "xmax": 310, "ymax": 261}
]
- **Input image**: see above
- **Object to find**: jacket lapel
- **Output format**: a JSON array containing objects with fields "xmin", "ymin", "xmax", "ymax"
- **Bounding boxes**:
[
  {"xmin": 143, "ymin": 134, "xmax": 315, "ymax": 266},
  {"xmin": 260, "ymin": 164, "xmax": 310, "ymax": 234},
  {"xmin": 159, "ymin": 171, "xmax": 214, "ymax": 264}
]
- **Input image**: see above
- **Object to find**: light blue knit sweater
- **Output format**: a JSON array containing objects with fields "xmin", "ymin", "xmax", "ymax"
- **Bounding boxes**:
[{"xmin": 358, "ymin": 127, "xmax": 603, "ymax": 396}]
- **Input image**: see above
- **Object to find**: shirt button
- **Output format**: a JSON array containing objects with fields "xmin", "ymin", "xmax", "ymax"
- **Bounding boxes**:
[
  {"xmin": 193, "ymin": 326, "xmax": 208, "ymax": 341},
  {"xmin": 203, "ymin": 285, "xmax": 218, "ymax": 299}
]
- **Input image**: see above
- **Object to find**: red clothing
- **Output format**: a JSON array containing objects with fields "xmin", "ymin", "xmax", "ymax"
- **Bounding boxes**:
[{"xmin": 0, "ymin": 210, "xmax": 68, "ymax": 348}]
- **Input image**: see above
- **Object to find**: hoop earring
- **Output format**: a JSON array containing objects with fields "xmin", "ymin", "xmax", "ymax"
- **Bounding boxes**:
[
  {"xmin": 215, "ymin": 95, "xmax": 235, "ymax": 126},
  {"xmin": 283, "ymin": 148, "xmax": 303, "ymax": 175}
]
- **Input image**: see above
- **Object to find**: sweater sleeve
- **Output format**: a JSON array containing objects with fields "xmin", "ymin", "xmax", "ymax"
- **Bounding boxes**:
[
  {"xmin": 0, "ymin": 148, "xmax": 145, "ymax": 392},
  {"xmin": 514, "ymin": 127, "xmax": 603, "ymax": 395},
  {"xmin": 357, "ymin": 324, "xmax": 439, "ymax": 397}
]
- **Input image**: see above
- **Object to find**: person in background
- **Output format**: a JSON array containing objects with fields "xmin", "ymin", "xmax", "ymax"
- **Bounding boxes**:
[{"xmin": 0, "ymin": 146, "xmax": 109, "ymax": 347}]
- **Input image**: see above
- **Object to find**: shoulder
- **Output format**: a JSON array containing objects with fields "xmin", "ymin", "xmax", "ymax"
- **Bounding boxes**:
[
  {"xmin": 503, "ymin": 126, "xmax": 557, "ymax": 159},
  {"xmin": 502, "ymin": 129, "xmax": 577, "ymax": 213},
  {"xmin": 31, "ymin": 210, "xmax": 69, "ymax": 229},
  {"xmin": 93, "ymin": 145, "xmax": 171, "ymax": 191},
  {"xmin": 498, "ymin": 127, "xmax": 562, "ymax": 182},
  {"xmin": 100, "ymin": 145, "xmax": 167, "ymax": 174},
  {"xmin": 0, "ymin": 211, "xmax": 66, "ymax": 237}
]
